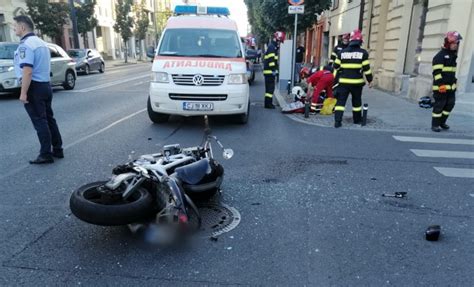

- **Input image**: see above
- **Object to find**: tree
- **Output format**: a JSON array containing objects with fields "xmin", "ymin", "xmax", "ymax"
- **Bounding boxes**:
[
  {"xmin": 133, "ymin": 0, "xmax": 149, "ymax": 61},
  {"xmin": 76, "ymin": 0, "xmax": 98, "ymax": 48},
  {"xmin": 26, "ymin": 0, "xmax": 70, "ymax": 46},
  {"xmin": 244, "ymin": 0, "xmax": 331, "ymax": 45},
  {"xmin": 156, "ymin": 8, "xmax": 172, "ymax": 41},
  {"xmin": 114, "ymin": 0, "xmax": 134, "ymax": 63}
]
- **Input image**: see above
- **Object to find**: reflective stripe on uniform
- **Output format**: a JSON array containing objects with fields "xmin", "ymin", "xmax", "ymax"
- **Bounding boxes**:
[
  {"xmin": 352, "ymin": 106, "xmax": 362, "ymax": 112},
  {"xmin": 442, "ymin": 111, "xmax": 450, "ymax": 116},
  {"xmin": 335, "ymin": 59, "xmax": 341, "ymax": 65},
  {"xmin": 434, "ymin": 74, "xmax": 442, "ymax": 80},
  {"xmin": 364, "ymin": 69, "xmax": 372, "ymax": 75},
  {"xmin": 341, "ymin": 63, "xmax": 362, "ymax": 69},
  {"xmin": 362, "ymin": 60, "xmax": 370, "ymax": 66},
  {"xmin": 333, "ymin": 70, "xmax": 337, "ymax": 77},
  {"xmin": 274, "ymin": 56, "xmax": 278, "ymax": 60},
  {"xmin": 453, "ymin": 83, "xmax": 457, "ymax": 90},
  {"xmin": 432, "ymin": 64, "xmax": 444, "ymax": 70},
  {"xmin": 335, "ymin": 106, "xmax": 345, "ymax": 111},
  {"xmin": 265, "ymin": 93, "xmax": 273, "ymax": 98},
  {"xmin": 331, "ymin": 52, "xmax": 338, "ymax": 57},
  {"xmin": 264, "ymin": 53, "xmax": 275, "ymax": 59},
  {"xmin": 269, "ymin": 62, "xmax": 275, "ymax": 67},
  {"xmin": 339, "ymin": 78, "xmax": 365, "ymax": 84},
  {"xmin": 263, "ymin": 70, "xmax": 273, "ymax": 74},
  {"xmin": 432, "ymin": 113, "xmax": 442, "ymax": 118},
  {"xmin": 433, "ymin": 85, "xmax": 453, "ymax": 91},
  {"xmin": 442, "ymin": 66, "xmax": 456, "ymax": 72}
]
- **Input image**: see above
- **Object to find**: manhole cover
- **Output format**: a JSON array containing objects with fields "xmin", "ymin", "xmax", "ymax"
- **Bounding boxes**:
[{"xmin": 197, "ymin": 203, "xmax": 241, "ymax": 237}]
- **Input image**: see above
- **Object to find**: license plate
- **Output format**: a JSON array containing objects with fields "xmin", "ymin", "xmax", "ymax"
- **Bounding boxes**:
[{"xmin": 183, "ymin": 102, "xmax": 214, "ymax": 111}]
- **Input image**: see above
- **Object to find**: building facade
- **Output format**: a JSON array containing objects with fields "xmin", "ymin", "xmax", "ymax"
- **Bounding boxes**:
[{"xmin": 0, "ymin": 0, "xmax": 27, "ymax": 42}]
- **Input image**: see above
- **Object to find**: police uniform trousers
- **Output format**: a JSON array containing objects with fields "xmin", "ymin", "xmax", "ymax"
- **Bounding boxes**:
[
  {"xmin": 334, "ymin": 84, "xmax": 363, "ymax": 123},
  {"xmin": 432, "ymin": 91, "xmax": 455, "ymax": 127},
  {"xmin": 264, "ymin": 75, "xmax": 276, "ymax": 106},
  {"xmin": 24, "ymin": 81, "xmax": 63, "ymax": 156}
]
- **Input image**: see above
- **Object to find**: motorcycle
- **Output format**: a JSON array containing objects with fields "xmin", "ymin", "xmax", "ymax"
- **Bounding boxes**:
[{"xmin": 69, "ymin": 115, "xmax": 233, "ymax": 239}]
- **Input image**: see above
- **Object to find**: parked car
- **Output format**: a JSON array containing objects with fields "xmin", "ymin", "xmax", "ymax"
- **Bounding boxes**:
[
  {"xmin": 245, "ymin": 48, "xmax": 258, "ymax": 85},
  {"xmin": 0, "ymin": 42, "xmax": 76, "ymax": 94},
  {"xmin": 67, "ymin": 48, "xmax": 105, "ymax": 75}
]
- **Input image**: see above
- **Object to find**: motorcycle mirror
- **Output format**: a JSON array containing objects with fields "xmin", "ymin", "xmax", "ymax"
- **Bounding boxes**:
[{"xmin": 223, "ymin": 148, "xmax": 234, "ymax": 160}]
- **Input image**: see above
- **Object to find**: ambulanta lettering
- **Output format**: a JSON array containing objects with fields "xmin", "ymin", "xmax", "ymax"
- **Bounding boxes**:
[
  {"xmin": 341, "ymin": 52, "xmax": 363, "ymax": 60},
  {"xmin": 162, "ymin": 61, "xmax": 233, "ymax": 71}
]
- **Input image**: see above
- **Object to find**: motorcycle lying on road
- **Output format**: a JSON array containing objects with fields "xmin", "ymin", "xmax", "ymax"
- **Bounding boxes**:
[{"xmin": 69, "ymin": 115, "xmax": 233, "ymax": 240}]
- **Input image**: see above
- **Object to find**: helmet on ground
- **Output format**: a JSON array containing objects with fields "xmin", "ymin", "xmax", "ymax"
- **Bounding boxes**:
[
  {"xmin": 350, "ymin": 29, "xmax": 363, "ymax": 42},
  {"xmin": 443, "ymin": 31, "xmax": 462, "ymax": 49},
  {"xmin": 274, "ymin": 31, "xmax": 286, "ymax": 42},
  {"xmin": 300, "ymin": 67, "xmax": 310, "ymax": 79},
  {"xmin": 292, "ymin": 86, "xmax": 305, "ymax": 100},
  {"xmin": 418, "ymin": 96, "xmax": 433, "ymax": 109}
]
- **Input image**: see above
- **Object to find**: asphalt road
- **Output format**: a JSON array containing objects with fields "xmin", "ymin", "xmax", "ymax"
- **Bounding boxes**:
[{"xmin": 0, "ymin": 64, "xmax": 473, "ymax": 286}]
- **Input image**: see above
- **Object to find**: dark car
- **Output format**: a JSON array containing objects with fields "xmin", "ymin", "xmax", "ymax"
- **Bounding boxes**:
[
  {"xmin": 67, "ymin": 49, "xmax": 105, "ymax": 75},
  {"xmin": 245, "ymin": 48, "xmax": 258, "ymax": 84}
]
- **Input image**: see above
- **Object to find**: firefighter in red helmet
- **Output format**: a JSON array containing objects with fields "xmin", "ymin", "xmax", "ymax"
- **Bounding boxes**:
[
  {"xmin": 263, "ymin": 31, "xmax": 285, "ymax": 109},
  {"xmin": 431, "ymin": 31, "xmax": 462, "ymax": 132},
  {"xmin": 332, "ymin": 29, "xmax": 373, "ymax": 128}
]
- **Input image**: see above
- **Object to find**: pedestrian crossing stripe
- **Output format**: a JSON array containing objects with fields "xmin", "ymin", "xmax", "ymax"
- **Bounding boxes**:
[
  {"xmin": 433, "ymin": 167, "xmax": 474, "ymax": 178},
  {"xmin": 393, "ymin": 136, "xmax": 474, "ymax": 146},
  {"xmin": 410, "ymin": 149, "xmax": 474, "ymax": 159}
]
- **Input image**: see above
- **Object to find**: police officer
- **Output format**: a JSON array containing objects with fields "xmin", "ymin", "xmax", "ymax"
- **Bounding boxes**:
[
  {"xmin": 13, "ymin": 15, "xmax": 63, "ymax": 164},
  {"xmin": 333, "ymin": 29, "xmax": 373, "ymax": 128},
  {"xmin": 329, "ymin": 33, "xmax": 350, "ymax": 65},
  {"xmin": 431, "ymin": 31, "xmax": 462, "ymax": 132},
  {"xmin": 263, "ymin": 31, "xmax": 285, "ymax": 109}
]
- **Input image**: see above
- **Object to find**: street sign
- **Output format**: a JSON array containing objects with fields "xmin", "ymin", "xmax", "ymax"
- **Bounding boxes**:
[
  {"xmin": 288, "ymin": 0, "xmax": 304, "ymax": 5},
  {"xmin": 288, "ymin": 5, "xmax": 304, "ymax": 14}
]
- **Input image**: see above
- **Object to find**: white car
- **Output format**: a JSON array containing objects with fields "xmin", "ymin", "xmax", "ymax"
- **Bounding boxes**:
[
  {"xmin": 148, "ymin": 5, "xmax": 250, "ymax": 124},
  {"xmin": 0, "ymin": 42, "xmax": 77, "ymax": 94}
]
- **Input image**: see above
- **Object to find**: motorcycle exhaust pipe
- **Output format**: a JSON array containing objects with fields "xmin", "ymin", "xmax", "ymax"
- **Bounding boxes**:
[{"xmin": 361, "ymin": 104, "xmax": 368, "ymax": 126}]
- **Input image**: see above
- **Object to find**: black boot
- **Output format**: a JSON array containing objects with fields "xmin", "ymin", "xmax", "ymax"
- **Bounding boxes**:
[
  {"xmin": 29, "ymin": 155, "xmax": 54, "ymax": 164},
  {"xmin": 335, "ymin": 110, "xmax": 343, "ymax": 128},
  {"xmin": 264, "ymin": 97, "xmax": 275, "ymax": 109},
  {"xmin": 431, "ymin": 116, "xmax": 441, "ymax": 132},
  {"xmin": 335, "ymin": 121, "xmax": 342, "ymax": 128},
  {"xmin": 353, "ymin": 111, "xmax": 362, "ymax": 124},
  {"xmin": 440, "ymin": 114, "xmax": 450, "ymax": 130}
]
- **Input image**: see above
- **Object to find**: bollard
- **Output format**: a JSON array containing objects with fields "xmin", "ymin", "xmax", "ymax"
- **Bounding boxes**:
[
  {"xmin": 304, "ymin": 101, "xmax": 310, "ymax": 118},
  {"xmin": 361, "ymin": 104, "xmax": 368, "ymax": 126}
]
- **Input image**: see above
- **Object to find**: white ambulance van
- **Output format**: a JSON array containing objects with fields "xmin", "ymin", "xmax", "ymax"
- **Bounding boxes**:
[{"xmin": 148, "ymin": 5, "xmax": 250, "ymax": 124}]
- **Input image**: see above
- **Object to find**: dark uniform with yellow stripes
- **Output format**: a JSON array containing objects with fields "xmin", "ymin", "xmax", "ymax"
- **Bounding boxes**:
[
  {"xmin": 263, "ymin": 40, "xmax": 278, "ymax": 109},
  {"xmin": 329, "ymin": 42, "xmax": 348, "ymax": 66},
  {"xmin": 431, "ymin": 48, "xmax": 458, "ymax": 131},
  {"xmin": 333, "ymin": 42, "xmax": 372, "ymax": 127}
]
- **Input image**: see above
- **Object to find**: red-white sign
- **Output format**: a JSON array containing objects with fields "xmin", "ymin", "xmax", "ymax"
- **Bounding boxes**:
[{"xmin": 288, "ymin": 0, "xmax": 304, "ymax": 6}]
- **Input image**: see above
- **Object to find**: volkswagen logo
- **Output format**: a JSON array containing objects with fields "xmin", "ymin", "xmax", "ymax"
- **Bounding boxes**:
[{"xmin": 192, "ymin": 74, "xmax": 204, "ymax": 86}]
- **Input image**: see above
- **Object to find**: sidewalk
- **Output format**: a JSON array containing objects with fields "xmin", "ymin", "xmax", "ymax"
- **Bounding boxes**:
[
  {"xmin": 274, "ymin": 86, "xmax": 474, "ymax": 136},
  {"xmin": 104, "ymin": 58, "xmax": 152, "ymax": 67}
]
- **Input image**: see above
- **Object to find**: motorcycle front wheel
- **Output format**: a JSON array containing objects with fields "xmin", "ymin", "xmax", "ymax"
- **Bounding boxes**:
[{"xmin": 70, "ymin": 181, "xmax": 155, "ymax": 226}]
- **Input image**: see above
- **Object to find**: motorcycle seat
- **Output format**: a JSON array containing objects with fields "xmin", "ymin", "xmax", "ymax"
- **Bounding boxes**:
[{"xmin": 174, "ymin": 158, "xmax": 210, "ymax": 185}]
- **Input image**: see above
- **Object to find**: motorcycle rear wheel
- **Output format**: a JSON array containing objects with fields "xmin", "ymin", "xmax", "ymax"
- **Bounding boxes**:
[{"xmin": 70, "ymin": 181, "xmax": 155, "ymax": 226}]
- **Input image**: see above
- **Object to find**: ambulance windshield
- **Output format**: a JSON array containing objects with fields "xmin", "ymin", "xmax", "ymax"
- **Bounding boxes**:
[{"xmin": 159, "ymin": 29, "xmax": 242, "ymax": 58}]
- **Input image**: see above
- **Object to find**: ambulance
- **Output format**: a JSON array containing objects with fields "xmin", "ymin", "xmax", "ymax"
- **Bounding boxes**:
[{"xmin": 148, "ymin": 5, "xmax": 250, "ymax": 124}]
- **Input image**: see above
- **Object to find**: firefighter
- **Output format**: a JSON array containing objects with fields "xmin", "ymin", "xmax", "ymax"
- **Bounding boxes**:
[
  {"xmin": 263, "ymin": 31, "xmax": 285, "ymax": 109},
  {"xmin": 431, "ymin": 31, "xmax": 462, "ymax": 132},
  {"xmin": 333, "ymin": 29, "xmax": 373, "ymax": 128},
  {"xmin": 307, "ymin": 65, "xmax": 335, "ymax": 113},
  {"xmin": 330, "ymin": 33, "xmax": 350, "ymax": 65}
]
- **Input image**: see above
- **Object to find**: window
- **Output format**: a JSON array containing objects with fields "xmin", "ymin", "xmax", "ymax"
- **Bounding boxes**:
[
  {"xmin": 332, "ymin": 0, "xmax": 339, "ymax": 10},
  {"xmin": 159, "ymin": 28, "xmax": 242, "ymax": 58},
  {"xmin": 49, "ymin": 46, "xmax": 61, "ymax": 58}
]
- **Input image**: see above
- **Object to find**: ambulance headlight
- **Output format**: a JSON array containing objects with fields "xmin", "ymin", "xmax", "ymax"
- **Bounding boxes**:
[
  {"xmin": 151, "ymin": 72, "xmax": 169, "ymax": 83},
  {"xmin": 228, "ymin": 73, "xmax": 247, "ymax": 84}
]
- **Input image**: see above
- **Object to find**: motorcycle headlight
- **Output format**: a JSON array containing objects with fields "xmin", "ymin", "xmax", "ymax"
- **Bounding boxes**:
[
  {"xmin": 228, "ymin": 73, "xmax": 247, "ymax": 85},
  {"xmin": 151, "ymin": 72, "xmax": 169, "ymax": 83},
  {"xmin": 0, "ymin": 66, "xmax": 14, "ymax": 73}
]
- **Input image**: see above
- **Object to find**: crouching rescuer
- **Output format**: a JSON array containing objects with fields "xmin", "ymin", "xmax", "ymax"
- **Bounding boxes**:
[
  {"xmin": 263, "ymin": 31, "xmax": 285, "ymax": 109},
  {"xmin": 333, "ymin": 29, "xmax": 373, "ymax": 128},
  {"xmin": 431, "ymin": 31, "xmax": 462, "ymax": 132}
]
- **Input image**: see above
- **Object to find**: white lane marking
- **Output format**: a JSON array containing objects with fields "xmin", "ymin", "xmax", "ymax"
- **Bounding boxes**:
[
  {"xmin": 71, "ymin": 74, "xmax": 149, "ymax": 93},
  {"xmin": 410, "ymin": 149, "xmax": 474, "ymax": 159},
  {"xmin": 0, "ymin": 108, "xmax": 146, "ymax": 181},
  {"xmin": 434, "ymin": 167, "xmax": 474, "ymax": 178},
  {"xmin": 130, "ymin": 80, "xmax": 149, "ymax": 87},
  {"xmin": 393, "ymin": 136, "xmax": 474, "ymax": 145}
]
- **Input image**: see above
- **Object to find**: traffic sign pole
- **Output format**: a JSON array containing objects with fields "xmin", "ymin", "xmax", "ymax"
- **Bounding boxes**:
[{"xmin": 291, "ymin": 13, "xmax": 298, "ymax": 89}]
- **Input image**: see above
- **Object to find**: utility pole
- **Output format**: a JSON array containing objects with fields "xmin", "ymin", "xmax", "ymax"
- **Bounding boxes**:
[{"xmin": 69, "ymin": 0, "xmax": 80, "ymax": 49}]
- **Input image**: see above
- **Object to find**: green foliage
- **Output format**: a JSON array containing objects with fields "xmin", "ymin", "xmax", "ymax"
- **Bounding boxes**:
[
  {"xmin": 113, "ymin": 0, "xmax": 134, "ymax": 43},
  {"xmin": 26, "ymin": 0, "xmax": 70, "ymax": 43},
  {"xmin": 244, "ymin": 0, "xmax": 331, "ymax": 44},
  {"xmin": 134, "ymin": 0, "xmax": 149, "ymax": 41},
  {"xmin": 76, "ymin": 0, "xmax": 98, "ymax": 48},
  {"xmin": 156, "ymin": 7, "xmax": 172, "ymax": 40}
]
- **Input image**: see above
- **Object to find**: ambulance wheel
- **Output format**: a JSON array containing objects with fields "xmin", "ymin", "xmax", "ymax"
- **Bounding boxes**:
[
  {"xmin": 147, "ymin": 97, "xmax": 169, "ymax": 123},
  {"xmin": 234, "ymin": 100, "xmax": 249, "ymax": 124}
]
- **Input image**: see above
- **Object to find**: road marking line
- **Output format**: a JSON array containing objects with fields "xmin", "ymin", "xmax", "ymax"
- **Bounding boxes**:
[
  {"xmin": 394, "ymin": 136, "xmax": 474, "ymax": 145},
  {"xmin": 434, "ymin": 167, "xmax": 474, "ymax": 178},
  {"xmin": 410, "ymin": 149, "xmax": 474, "ymax": 159},
  {"xmin": 71, "ymin": 74, "xmax": 149, "ymax": 93},
  {"xmin": 130, "ymin": 80, "xmax": 149, "ymax": 86},
  {"xmin": 0, "ymin": 108, "xmax": 147, "ymax": 181}
]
